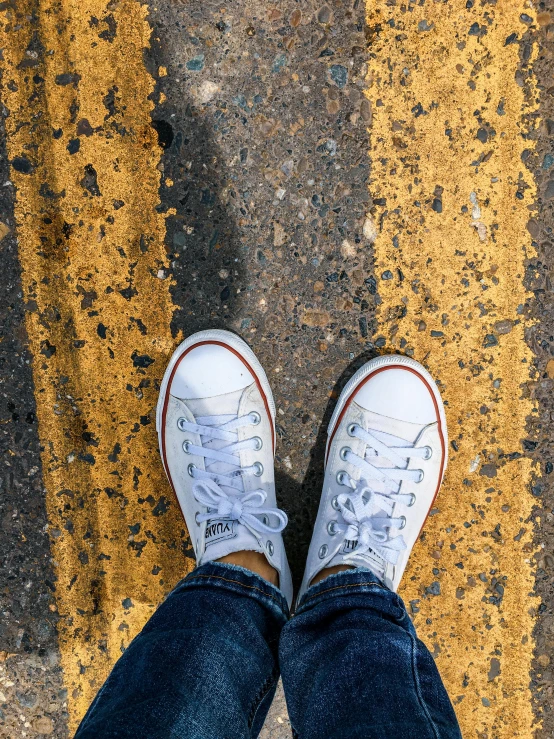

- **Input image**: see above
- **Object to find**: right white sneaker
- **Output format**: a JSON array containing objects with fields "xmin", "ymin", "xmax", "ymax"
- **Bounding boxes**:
[{"xmin": 299, "ymin": 355, "xmax": 448, "ymax": 602}]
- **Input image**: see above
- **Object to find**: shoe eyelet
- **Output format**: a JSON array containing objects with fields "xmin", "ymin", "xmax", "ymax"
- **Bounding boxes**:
[
  {"xmin": 399, "ymin": 515, "xmax": 407, "ymax": 530},
  {"xmin": 182, "ymin": 440, "xmax": 192, "ymax": 453},
  {"xmin": 249, "ymin": 411, "xmax": 261, "ymax": 425},
  {"xmin": 177, "ymin": 417, "xmax": 187, "ymax": 431},
  {"xmin": 266, "ymin": 540, "xmax": 274, "ymax": 556},
  {"xmin": 187, "ymin": 463, "xmax": 196, "ymax": 477},
  {"xmin": 252, "ymin": 436, "xmax": 263, "ymax": 451},
  {"xmin": 318, "ymin": 544, "xmax": 328, "ymax": 559},
  {"xmin": 331, "ymin": 496, "xmax": 340, "ymax": 511},
  {"xmin": 195, "ymin": 512, "xmax": 201, "ymax": 526},
  {"xmin": 253, "ymin": 461, "xmax": 264, "ymax": 477},
  {"xmin": 416, "ymin": 469, "xmax": 424, "ymax": 483},
  {"xmin": 347, "ymin": 423, "xmax": 358, "ymax": 437},
  {"xmin": 263, "ymin": 515, "xmax": 269, "ymax": 525},
  {"xmin": 423, "ymin": 446, "xmax": 432, "ymax": 460},
  {"xmin": 336, "ymin": 471, "xmax": 348, "ymax": 486},
  {"xmin": 408, "ymin": 493, "xmax": 416, "ymax": 507},
  {"xmin": 339, "ymin": 447, "xmax": 351, "ymax": 461},
  {"xmin": 327, "ymin": 520, "xmax": 338, "ymax": 536}
]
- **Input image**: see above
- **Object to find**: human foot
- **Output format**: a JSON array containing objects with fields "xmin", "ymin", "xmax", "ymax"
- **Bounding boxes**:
[
  {"xmin": 299, "ymin": 355, "xmax": 448, "ymax": 600},
  {"xmin": 217, "ymin": 550, "xmax": 279, "ymax": 587},
  {"xmin": 156, "ymin": 329, "xmax": 293, "ymax": 605}
]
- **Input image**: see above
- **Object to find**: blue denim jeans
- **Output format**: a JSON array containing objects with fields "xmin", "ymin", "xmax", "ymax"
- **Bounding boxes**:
[{"xmin": 75, "ymin": 562, "xmax": 461, "ymax": 739}]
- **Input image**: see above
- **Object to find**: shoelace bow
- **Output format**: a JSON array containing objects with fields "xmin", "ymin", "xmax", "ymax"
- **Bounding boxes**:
[
  {"xmin": 335, "ymin": 424, "xmax": 429, "ymax": 572},
  {"xmin": 178, "ymin": 413, "xmax": 288, "ymax": 535}
]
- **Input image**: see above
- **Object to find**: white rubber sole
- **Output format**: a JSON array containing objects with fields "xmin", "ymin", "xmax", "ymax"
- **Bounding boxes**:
[
  {"xmin": 326, "ymin": 353, "xmax": 449, "ymax": 474},
  {"xmin": 156, "ymin": 329, "xmax": 276, "ymax": 444}
]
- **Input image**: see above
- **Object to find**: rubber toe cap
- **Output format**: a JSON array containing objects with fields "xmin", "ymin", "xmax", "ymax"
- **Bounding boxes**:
[
  {"xmin": 354, "ymin": 367, "xmax": 437, "ymax": 425},
  {"xmin": 170, "ymin": 342, "xmax": 254, "ymax": 400}
]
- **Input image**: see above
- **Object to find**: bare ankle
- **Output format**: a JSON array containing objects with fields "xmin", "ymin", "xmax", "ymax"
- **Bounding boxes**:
[
  {"xmin": 310, "ymin": 564, "xmax": 355, "ymax": 587},
  {"xmin": 216, "ymin": 551, "xmax": 279, "ymax": 588}
]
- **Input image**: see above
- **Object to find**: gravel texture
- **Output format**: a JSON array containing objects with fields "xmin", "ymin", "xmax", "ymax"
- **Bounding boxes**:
[
  {"xmin": 145, "ymin": 0, "xmax": 375, "ymax": 589},
  {"xmin": 523, "ymin": 2, "xmax": 554, "ymax": 734},
  {"xmin": 2, "ymin": 0, "xmax": 554, "ymax": 736},
  {"xmin": 0, "ymin": 102, "xmax": 67, "ymax": 736}
]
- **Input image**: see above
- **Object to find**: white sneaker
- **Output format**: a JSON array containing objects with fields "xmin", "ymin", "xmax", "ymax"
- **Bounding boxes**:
[
  {"xmin": 298, "ymin": 355, "xmax": 448, "ymax": 602},
  {"xmin": 156, "ymin": 329, "xmax": 293, "ymax": 607}
]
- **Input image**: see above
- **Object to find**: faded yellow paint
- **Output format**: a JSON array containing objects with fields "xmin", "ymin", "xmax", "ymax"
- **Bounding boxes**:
[
  {"xmin": 365, "ymin": 2, "xmax": 538, "ymax": 736},
  {"xmin": 0, "ymin": 0, "xmax": 542, "ymax": 733},
  {"xmin": 0, "ymin": 0, "xmax": 187, "ymax": 729}
]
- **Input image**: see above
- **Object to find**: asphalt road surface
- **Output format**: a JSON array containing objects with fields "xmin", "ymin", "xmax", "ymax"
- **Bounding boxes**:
[{"xmin": 1, "ymin": 0, "xmax": 554, "ymax": 736}]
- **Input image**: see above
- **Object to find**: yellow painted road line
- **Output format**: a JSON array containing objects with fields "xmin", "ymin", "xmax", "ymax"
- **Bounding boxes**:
[
  {"xmin": 0, "ymin": 0, "xmax": 541, "ymax": 733},
  {"xmin": 0, "ymin": 0, "xmax": 186, "ymax": 729},
  {"xmin": 365, "ymin": 2, "xmax": 538, "ymax": 736}
]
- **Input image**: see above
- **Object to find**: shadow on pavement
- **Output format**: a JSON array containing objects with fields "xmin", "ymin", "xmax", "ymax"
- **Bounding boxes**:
[
  {"xmin": 277, "ymin": 348, "xmax": 379, "ymax": 591},
  {"xmin": 144, "ymin": 0, "xmax": 377, "ymax": 593}
]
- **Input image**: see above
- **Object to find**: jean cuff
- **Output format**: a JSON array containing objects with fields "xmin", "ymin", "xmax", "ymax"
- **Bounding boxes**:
[
  {"xmin": 296, "ymin": 567, "xmax": 397, "ymax": 614},
  {"xmin": 180, "ymin": 561, "xmax": 290, "ymax": 621}
]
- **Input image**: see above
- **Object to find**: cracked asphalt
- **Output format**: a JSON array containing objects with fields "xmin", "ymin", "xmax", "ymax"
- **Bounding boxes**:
[{"xmin": 2, "ymin": 0, "xmax": 554, "ymax": 736}]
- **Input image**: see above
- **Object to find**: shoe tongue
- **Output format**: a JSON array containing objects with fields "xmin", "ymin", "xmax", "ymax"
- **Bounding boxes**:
[
  {"xmin": 200, "ymin": 520, "xmax": 263, "ymax": 564},
  {"xmin": 185, "ymin": 385, "xmax": 265, "ymax": 562},
  {"xmin": 185, "ymin": 388, "xmax": 247, "ymax": 494},
  {"xmin": 352, "ymin": 409, "xmax": 423, "ymax": 498},
  {"xmin": 358, "ymin": 407, "xmax": 426, "ymax": 445},
  {"xmin": 185, "ymin": 387, "xmax": 245, "ymax": 417},
  {"xmin": 327, "ymin": 542, "xmax": 386, "ymax": 579},
  {"xmin": 315, "ymin": 410, "xmax": 425, "ymax": 584}
]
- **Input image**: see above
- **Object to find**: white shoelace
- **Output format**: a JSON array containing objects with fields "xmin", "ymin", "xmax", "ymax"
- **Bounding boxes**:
[
  {"xmin": 334, "ymin": 423, "xmax": 429, "ymax": 574},
  {"xmin": 178, "ymin": 413, "xmax": 288, "ymax": 535}
]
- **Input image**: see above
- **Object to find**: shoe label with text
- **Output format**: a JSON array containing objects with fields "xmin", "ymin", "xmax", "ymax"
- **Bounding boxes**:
[
  {"xmin": 205, "ymin": 518, "xmax": 237, "ymax": 547},
  {"xmin": 340, "ymin": 540, "xmax": 379, "ymax": 562},
  {"xmin": 341, "ymin": 539, "xmax": 359, "ymax": 554}
]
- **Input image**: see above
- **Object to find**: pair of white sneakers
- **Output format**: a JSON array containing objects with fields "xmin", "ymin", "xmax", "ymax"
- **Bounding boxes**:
[{"xmin": 156, "ymin": 330, "xmax": 448, "ymax": 608}]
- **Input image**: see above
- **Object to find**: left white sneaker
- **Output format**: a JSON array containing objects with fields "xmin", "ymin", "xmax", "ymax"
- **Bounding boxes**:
[
  {"xmin": 156, "ymin": 329, "xmax": 293, "ymax": 607},
  {"xmin": 298, "ymin": 354, "xmax": 448, "ymax": 602}
]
